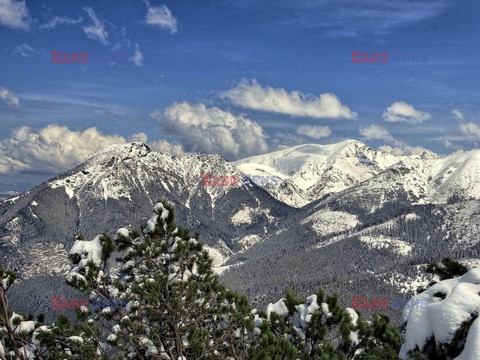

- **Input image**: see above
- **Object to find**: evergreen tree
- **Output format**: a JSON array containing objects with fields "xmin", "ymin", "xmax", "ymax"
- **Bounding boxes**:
[
  {"xmin": 257, "ymin": 289, "xmax": 402, "ymax": 359},
  {"xmin": 61, "ymin": 201, "xmax": 256, "ymax": 359},
  {"xmin": 425, "ymin": 257, "xmax": 468, "ymax": 281}
]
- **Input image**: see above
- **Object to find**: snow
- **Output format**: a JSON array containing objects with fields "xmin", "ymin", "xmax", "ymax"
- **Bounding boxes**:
[
  {"xmin": 238, "ymin": 234, "xmax": 262, "ymax": 251},
  {"xmin": 345, "ymin": 307, "xmax": 358, "ymax": 326},
  {"xmin": 19, "ymin": 242, "xmax": 70, "ymax": 281},
  {"xmin": 4, "ymin": 217, "xmax": 21, "ymax": 246},
  {"xmin": 69, "ymin": 235, "xmax": 103, "ymax": 267},
  {"xmin": 405, "ymin": 213, "xmax": 419, "ymax": 221},
  {"xmin": 231, "ymin": 205, "xmax": 274, "ymax": 226},
  {"xmin": 67, "ymin": 336, "xmax": 84, "ymax": 344},
  {"xmin": 31, "ymin": 201, "xmax": 38, "ymax": 206},
  {"xmin": 50, "ymin": 181, "xmax": 76, "ymax": 198},
  {"xmin": 234, "ymin": 140, "xmax": 406, "ymax": 207},
  {"xmin": 234, "ymin": 141, "xmax": 480, "ymax": 208},
  {"xmin": 115, "ymin": 227, "xmax": 130, "ymax": 239},
  {"xmin": 400, "ymin": 267, "xmax": 480, "ymax": 359},
  {"xmin": 213, "ymin": 262, "xmax": 244, "ymax": 275},
  {"xmin": 204, "ymin": 245, "xmax": 226, "ymax": 267},
  {"xmin": 266, "ymin": 299, "xmax": 289, "ymax": 319},
  {"xmin": 456, "ymin": 317, "xmax": 480, "ymax": 360},
  {"xmin": 359, "ymin": 235, "xmax": 412, "ymax": 256},
  {"xmin": 295, "ymin": 295, "xmax": 320, "ymax": 328},
  {"xmin": 14, "ymin": 320, "xmax": 36, "ymax": 334},
  {"xmin": 321, "ymin": 303, "xmax": 332, "ymax": 318},
  {"xmin": 303, "ymin": 210, "xmax": 358, "ymax": 237},
  {"xmin": 345, "ymin": 308, "xmax": 360, "ymax": 346},
  {"xmin": 67, "ymin": 235, "xmax": 104, "ymax": 282},
  {"xmin": 145, "ymin": 214, "xmax": 158, "ymax": 232},
  {"xmin": 153, "ymin": 202, "xmax": 169, "ymax": 219}
]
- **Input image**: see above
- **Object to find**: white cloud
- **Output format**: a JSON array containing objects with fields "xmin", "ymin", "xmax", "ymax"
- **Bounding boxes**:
[
  {"xmin": 439, "ymin": 111, "xmax": 480, "ymax": 145},
  {"xmin": 452, "ymin": 109, "xmax": 464, "ymax": 122},
  {"xmin": 222, "ymin": 79, "xmax": 357, "ymax": 119},
  {"xmin": 130, "ymin": 43, "xmax": 143, "ymax": 66},
  {"xmin": 0, "ymin": 87, "xmax": 19, "ymax": 108},
  {"xmin": 0, "ymin": 125, "xmax": 132, "ymax": 174},
  {"xmin": 150, "ymin": 140, "xmax": 186, "ymax": 157},
  {"xmin": 130, "ymin": 133, "xmax": 148, "ymax": 143},
  {"xmin": 153, "ymin": 102, "xmax": 268, "ymax": 160},
  {"xmin": 145, "ymin": 3, "xmax": 177, "ymax": 34},
  {"xmin": 0, "ymin": 0, "xmax": 30, "ymax": 29},
  {"xmin": 296, "ymin": 125, "xmax": 331, "ymax": 139},
  {"xmin": 382, "ymin": 101, "xmax": 431, "ymax": 124},
  {"xmin": 442, "ymin": 140, "xmax": 463, "ymax": 151},
  {"xmin": 460, "ymin": 122, "xmax": 480, "ymax": 140},
  {"xmin": 14, "ymin": 43, "xmax": 34, "ymax": 57},
  {"xmin": 82, "ymin": 6, "xmax": 108, "ymax": 45},
  {"xmin": 360, "ymin": 124, "xmax": 401, "ymax": 145},
  {"xmin": 39, "ymin": 15, "xmax": 83, "ymax": 30}
]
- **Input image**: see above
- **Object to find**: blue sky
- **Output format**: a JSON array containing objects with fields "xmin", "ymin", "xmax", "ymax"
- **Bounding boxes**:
[{"xmin": 0, "ymin": 0, "xmax": 479, "ymax": 187}]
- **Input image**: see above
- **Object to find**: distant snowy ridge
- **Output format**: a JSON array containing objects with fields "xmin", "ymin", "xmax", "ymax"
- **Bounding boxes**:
[
  {"xmin": 235, "ymin": 140, "xmax": 424, "ymax": 207},
  {"xmin": 235, "ymin": 140, "xmax": 480, "ymax": 207}
]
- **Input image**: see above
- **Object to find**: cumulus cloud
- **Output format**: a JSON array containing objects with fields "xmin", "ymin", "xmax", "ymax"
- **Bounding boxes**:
[
  {"xmin": 145, "ymin": 2, "xmax": 177, "ymax": 33},
  {"xmin": 222, "ymin": 80, "xmax": 357, "ymax": 119},
  {"xmin": 360, "ymin": 124, "xmax": 401, "ymax": 145},
  {"xmin": 130, "ymin": 43, "xmax": 143, "ymax": 66},
  {"xmin": 452, "ymin": 109, "xmax": 465, "ymax": 122},
  {"xmin": 0, "ymin": 0, "xmax": 30, "ymax": 29},
  {"xmin": 130, "ymin": 132, "xmax": 148, "ymax": 143},
  {"xmin": 296, "ymin": 124, "xmax": 331, "ymax": 139},
  {"xmin": 39, "ymin": 15, "xmax": 83, "ymax": 30},
  {"xmin": 0, "ymin": 87, "xmax": 20, "ymax": 108},
  {"xmin": 150, "ymin": 140, "xmax": 186, "ymax": 157},
  {"xmin": 0, "ymin": 125, "xmax": 134, "ymax": 174},
  {"xmin": 14, "ymin": 43, "xmax": 34, "ymax": 57},
  {"xmin": 153, "ymin": 102, "xmax": 268, "ymax": 160},
  {"xmin": 382, "ymin": 101, "xmax": 431, "ymax": 124},
  {"xmin": 83, "ymin": 6, "xmax": 108, "ymax": 45},
  {"xmin": 459, "ymin": 122, "xmax": 480, "ymax": 140},
  {"xmin": 442, "ymin": 140, "xmax": 463, "ymax": 151}
]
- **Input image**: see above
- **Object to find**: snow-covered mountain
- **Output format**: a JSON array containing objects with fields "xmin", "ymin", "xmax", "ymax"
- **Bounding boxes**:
[
  {"xmin": 0, "ymin": 143, "xmax": 294, "ymax": 321},
  {"xmin": 234, "ymin": 141, "xmax": 480, "ymax": 208},
  {"xmin": 234, "ymin": 140, "xmax": 433, "ymax": 207},
  {"xmin": 223, "ymin": 142, "xmax": 480, "ymax": 319},
  {"xmin": 2, "ymin": 140, "xmax": 480, "ymax": 324}
]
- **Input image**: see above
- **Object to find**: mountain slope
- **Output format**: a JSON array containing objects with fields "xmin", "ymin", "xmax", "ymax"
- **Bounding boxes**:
[
  {"xmin": 234, "ymin": 140, "xmax": 425, "ymax": 207},
  {"xmin": 0, "ymin": 143, "xmax": 294, "ymax": 321},
  {"xmin": 222, "ymin": 145, "xmax": 480, "ymax": 321}
]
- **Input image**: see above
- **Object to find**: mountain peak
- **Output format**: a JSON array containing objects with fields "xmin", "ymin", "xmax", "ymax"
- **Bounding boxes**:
[{"xmin": 96, "ymin": 142, "xmax": 152, "ymax": 159}]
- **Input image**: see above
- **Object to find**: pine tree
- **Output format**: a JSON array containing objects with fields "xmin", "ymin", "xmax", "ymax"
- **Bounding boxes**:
[
  {"xmin": 56, "ymin": 201, "xmax": 255, "ymax": 359},
  {"xmin": 425, "ymin": 257, "xmax": 468, "ymax": 281},
  {"xmin": 0, "ymin": 264, "xmax": 44, "ymax": 359},
  {"xmin": 257, "ymin": 289, "xmax": 402, "ymax": 359}
]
